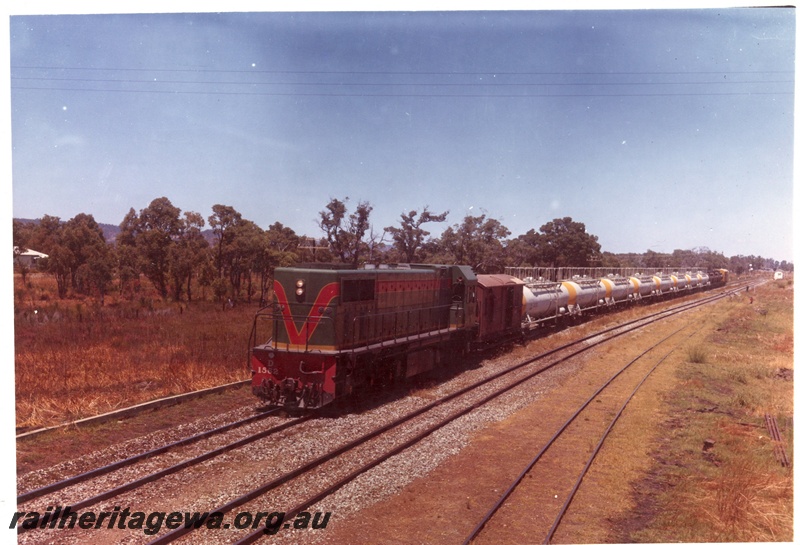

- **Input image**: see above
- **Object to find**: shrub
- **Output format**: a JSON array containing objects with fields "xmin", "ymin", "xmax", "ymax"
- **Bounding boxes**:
[{"xmin": 687, "ymin": 345, "xmax": 708, "ymax": 364}]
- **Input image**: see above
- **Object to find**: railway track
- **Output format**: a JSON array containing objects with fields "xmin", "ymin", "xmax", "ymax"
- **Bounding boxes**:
[
  {"xmin": 17, "ymin": 408, "xmax": 305, "ymax": 506},
  {"xmin": 15, "ymin": 285, "xmax": 748, "ymax": 544},
  {"xmin": 16, "ymin": 380, "xmax": 251, "ymax": 440},
  {"xmin": 16, "ymin": 410, "xmax": 320, "ymax": 540},
  {"xmin": 461, "ymin": 322, "xmax": 702, "ymax": 544},
  {"xmin": 152, "ymin": 287, "xmax": 744, "ymax": 544}
]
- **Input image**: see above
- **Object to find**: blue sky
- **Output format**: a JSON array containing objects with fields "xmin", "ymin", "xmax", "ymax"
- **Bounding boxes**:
[
  {"xmin": 0, "ymin": 1, "xmax": 794, "ymax": 532},
  {"xmin": 5, "ymin": 5, "xmax": 795, "ymax": 261}
]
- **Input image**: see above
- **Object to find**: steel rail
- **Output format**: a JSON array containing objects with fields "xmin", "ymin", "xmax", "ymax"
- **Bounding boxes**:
[
  {"xmin": 15, "ymin": 284, "xmax": 743, "ymax": 538},
  {"xmin": 16, "ymin": 412, "xmax": 313, "ymax": 535},
  {"xmin": 18, "ymin": 408, "xmax": 281, "ymax": 504},
  {"xmin": 764, "ymin": 414, "xmax": 791, "ymax": 468},
  {"xmin": 149, "ymin": 287, "xmax": 740, "ymax": 543},
  {"xmin": 461, "ymin": 326, "xmax": 695, "ymax": 545},
  {"xmin": 232, "ymin": 304, "xmax": 724, "ymax": 544},
  {"xmin": 16, "ymin": 379, "xmax": 251, "ymax": 440},
  {"xmin": 237, "ymin": 285, "xmax": 752, "ymax": 544},
  {"xmin": 227, "ymin": 335, "xmax": 649, "ymax": 545},
  {"xmin": 543, "ymin": 333, "xmax": 698, "ymax": 544},
  {"xmin": 464, "ymin": 285, "xmax": 761, "ymax": 544}
]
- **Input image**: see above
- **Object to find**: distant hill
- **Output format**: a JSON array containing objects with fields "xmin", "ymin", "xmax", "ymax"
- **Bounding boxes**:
[
  {"xmin": 14, "ymin": 218, "xmax": 215, "ymax": 244},
  {"xmin": 100, "ymin": 222, "xmax": 121, "ymax": 242},
  {"xmin": 15, "ymin": 218, "xmax": 121, "ymax": 242}
]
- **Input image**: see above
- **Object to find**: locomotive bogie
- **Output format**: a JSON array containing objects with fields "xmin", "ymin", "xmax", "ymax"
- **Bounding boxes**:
[
  {"xmin": 406, "ymin": 347, "xmax": 441, "ymax": 377},
  {"xmin": 251, "ymin": 348, "xmax": 337, "ymax": 408}
]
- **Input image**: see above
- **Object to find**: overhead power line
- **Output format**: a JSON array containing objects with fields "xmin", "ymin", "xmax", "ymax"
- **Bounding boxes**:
[
  {"xmin": 11, "ymin": 86, "xmax": 793, "ymax": 98},
  {"xmin": 11, "ymin": 76, "xmax": 795, "ymax": 87},
  {"xmin": 10, "ymin": 65, "xmax": 794, "ymax": 98},
  {"xmin": 11, "ymin": 65, "xmax": 795, "ymax": 76}
]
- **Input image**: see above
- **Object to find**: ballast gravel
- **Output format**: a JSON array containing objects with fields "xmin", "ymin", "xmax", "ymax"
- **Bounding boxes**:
[{"xmin": 16, "ymin": 328, "xmax": 602, "ymax": 545}]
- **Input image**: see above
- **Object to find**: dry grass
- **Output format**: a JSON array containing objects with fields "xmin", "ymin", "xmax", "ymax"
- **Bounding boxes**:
[
  {"xmin": 626, "ymin": 280, "xmax": 793, "ymax": 543},
  {"xmin": 663, "ymin": 458, "xmax": 793, "ymax": 542},
  {"xmin": 14, "ymin": 274, "xmax": 253, "ymax": 429},
  {"xmin": 686, "ymin": 345, "xmax": 709, "ymax": 363}
]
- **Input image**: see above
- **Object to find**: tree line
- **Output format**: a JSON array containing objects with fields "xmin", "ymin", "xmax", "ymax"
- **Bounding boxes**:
[{"xmin": 12, "ymin": 196, "xmax": 793, "ymax": 304}]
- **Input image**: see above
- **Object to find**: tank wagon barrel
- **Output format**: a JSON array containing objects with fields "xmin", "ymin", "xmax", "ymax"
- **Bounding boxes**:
[{"xmin": 515, "ymin": 267, "xmax": 726, "ymax": 326}]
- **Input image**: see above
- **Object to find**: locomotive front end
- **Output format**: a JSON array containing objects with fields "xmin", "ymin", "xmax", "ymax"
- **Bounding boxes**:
[
  {"xmin": 251, "ymin": 347, "xmax": 337, "ymax": 408},
  {"xmin": 249, "ymin": 268, "xmax": 341, "ymax": 409}
]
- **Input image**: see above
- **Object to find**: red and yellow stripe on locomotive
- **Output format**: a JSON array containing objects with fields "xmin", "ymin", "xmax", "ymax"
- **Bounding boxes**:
[{"xmin": 249, "ymin": 264, "xmax": 480, "ymax": 408}]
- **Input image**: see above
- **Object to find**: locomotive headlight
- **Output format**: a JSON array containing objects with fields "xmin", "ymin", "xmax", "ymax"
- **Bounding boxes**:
[{"xmin": 295, "ymin": 279, "xmax": 306, "ymax": 301}]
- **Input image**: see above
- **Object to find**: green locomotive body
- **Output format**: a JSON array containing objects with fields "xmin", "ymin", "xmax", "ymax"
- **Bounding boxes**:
[{"xmin": 249, "ymin": 264, "xmax": 478, "ymax": 408}]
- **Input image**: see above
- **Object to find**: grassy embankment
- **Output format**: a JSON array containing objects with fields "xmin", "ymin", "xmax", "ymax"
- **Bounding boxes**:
[
  {"xmin": 621, "ymin": 279, "xmax": 794, "ymax": 542},
  {"xmin": 14, "ymin": 274, "xmax": 255, "ymax": 429}
]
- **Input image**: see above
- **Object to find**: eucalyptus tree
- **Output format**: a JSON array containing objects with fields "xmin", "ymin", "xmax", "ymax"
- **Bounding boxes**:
[
  {"xmin": 437, "ymin": 214, "xmax": 510, "ymax": 274},
  {"xmin": 516, "ymin": 217, "xmax": 601, "ymax": 268},
  {"xmin": 120, "ymin": 197, "xmax": 183, "ymax": 299},
  {"xmin": 30, "ymin": 215, "xmax": 71, "ymax": 298},
  {"xmin": 170, "ymin": 211, "xmax": 210, "ymax": 302},
  {"xmin": 258, "ymin": 222, "xmax": 300, "ymax": 303},
  {"xmin": 143, "ymin": 198, "xmax": 181, "ymax": 298},
  {"xmin": 225, "ymin": 218, "xmax": 265, "ymax": 301},
  {"xmin": 208, "ymin": 204, "xmax": 242, "ymax": 279},
  {"xmin": 63, "ymin": 213, "xmax": 114, "ymax": 300},
  {"xmin": 318, "ymin": 197, "xmax": 372, "ymax": 265},
  {"xmin": 384, "ymin": 206, "xmax": 449, "ymax": 263}
]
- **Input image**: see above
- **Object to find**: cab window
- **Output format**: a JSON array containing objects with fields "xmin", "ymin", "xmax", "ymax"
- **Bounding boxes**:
[{"xmin": 341, "ymin": 279, "xmax": 375, "ymax": 303}]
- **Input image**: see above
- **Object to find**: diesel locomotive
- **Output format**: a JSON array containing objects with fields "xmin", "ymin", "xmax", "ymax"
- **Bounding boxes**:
[{"xmin": 249, "ymin": 264, "xmax": 728, "ymax": 409}]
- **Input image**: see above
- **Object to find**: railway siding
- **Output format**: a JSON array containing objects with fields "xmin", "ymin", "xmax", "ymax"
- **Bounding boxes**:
[
  {"xmin": 16, "ymin": 380, "xmax": 249, "ymax": 441},
  {"xmin": 17, "ymin": 384, "xmax": 255, "ymax": 477}
]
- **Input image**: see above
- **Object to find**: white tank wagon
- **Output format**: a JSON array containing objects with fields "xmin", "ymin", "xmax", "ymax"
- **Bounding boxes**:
[
  {"xmin": 628, "ymin": 274, "xmax": 656, "ymax": 299},
  {"xmin": 671, "ymin": 273, "xmax": 689, "ymax": 291},
  {"xmin": 521, "ymin": 277, "xmax": 607, "ymax": 323},
  {"xmin": 521, "ymin": 280, "xmax": 564, "ymax": 325},
  {"xmin": 559, "ymin": 277, "xmax": 606, "ymax": 316},
  {"xmin": 690, "ymin": 271, "xmax": 710, "ymax": 288},
  {"xmin": 517, "ymin": 268, "xmax": 722, "ymax": 329},
  {"xmin": 651, "ymin": 274, "xmax": 674, "ymax": 295},
  {"xmin": 599, "ymin": 275, "xmax": 632, "ymax": 305}
]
